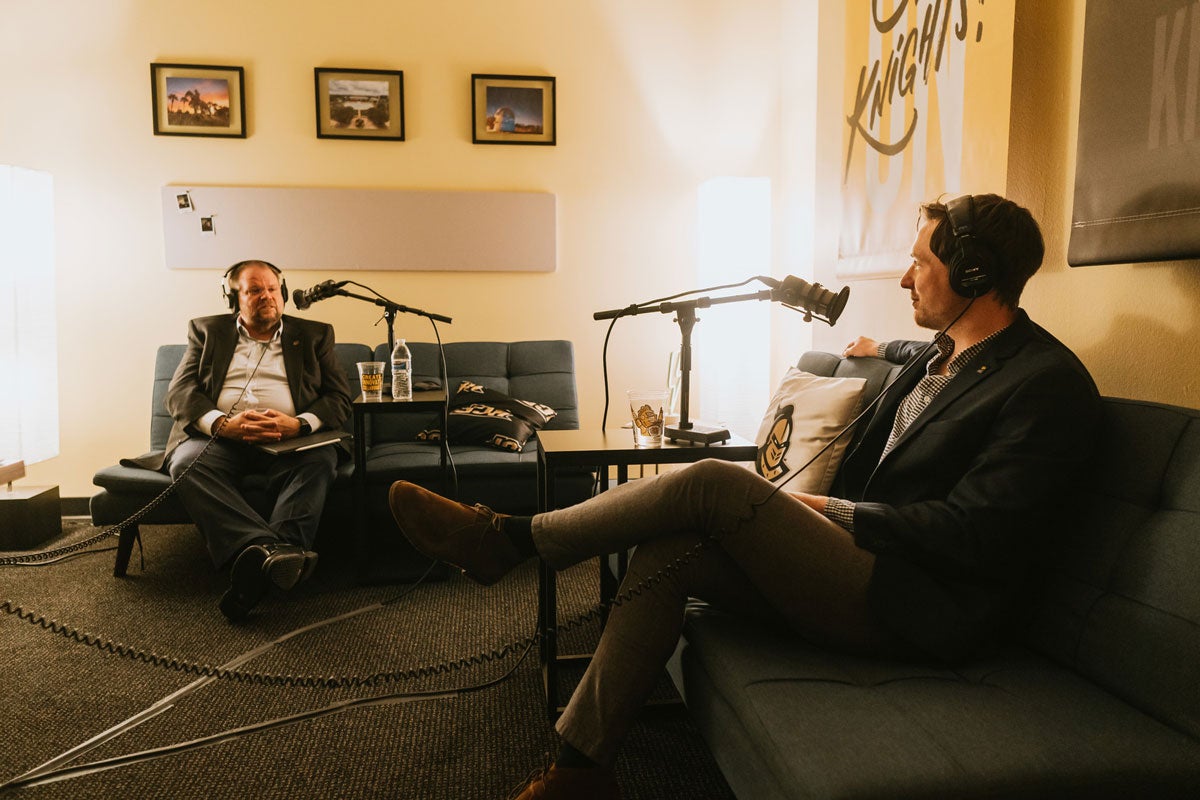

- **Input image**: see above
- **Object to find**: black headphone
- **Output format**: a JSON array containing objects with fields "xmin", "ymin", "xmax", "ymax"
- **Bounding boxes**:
[
  {"xmin": 222, "ymin": 260, "xmax": 287, "ymax": 312},
  {"xmin": 943, "ymin": 195, "xmax": 997, "ymax": 298}
]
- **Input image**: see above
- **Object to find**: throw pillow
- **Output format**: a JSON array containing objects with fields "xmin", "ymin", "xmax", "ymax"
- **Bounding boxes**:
[
  {"xmin": 754, "ymin": 368, "xmax": 867, "ymax": 493},
  {"xmin": 417, "ymin": 381, "xmax": 557, "ymax": 452}
]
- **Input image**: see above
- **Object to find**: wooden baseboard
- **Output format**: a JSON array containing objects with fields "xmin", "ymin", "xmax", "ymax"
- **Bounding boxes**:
[{"xmin": 61, "ymin": 496, "xmax": 91, "ymax": 517}]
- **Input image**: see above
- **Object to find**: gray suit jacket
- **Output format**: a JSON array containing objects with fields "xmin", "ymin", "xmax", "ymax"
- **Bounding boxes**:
[
  {"xmin": 832, "ymin": 310, "xmax": 1102, "ymax": 662},
  {"xmin": 131, "ymin": 313, "xmax": 351, "ymax": 471}
]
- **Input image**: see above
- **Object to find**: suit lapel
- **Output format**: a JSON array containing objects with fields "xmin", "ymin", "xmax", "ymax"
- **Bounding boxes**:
[
  {"xmin": 281, "ymin": 317, "xmax": 305, "ymax": 403},
  {"xmin": 876, "ymin": 313, "xmax": 1034, "ymax": 463},
  {"xmin": 881, "ymin": 357, "xmax": 996, "ymax": 457},
  {"xmin": 209, "ymin": 319, "xmax": 238, "ymax": 396}
]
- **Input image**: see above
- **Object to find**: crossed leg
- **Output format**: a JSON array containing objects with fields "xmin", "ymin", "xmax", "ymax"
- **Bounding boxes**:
[{"xmin": 532, "ymin": 459, "xmax": 891, "ymax": 764}]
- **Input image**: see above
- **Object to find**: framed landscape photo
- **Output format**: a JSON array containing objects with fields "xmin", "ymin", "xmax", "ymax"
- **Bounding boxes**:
[
  {"xmin": 315, "ymin": 68, "xmax": 404, "ymax": 141},
  {"xmin": 150, "ymin": 63, "xmax": 245, "ymax": 138},
  {"xmin": 471, "ymin": 74, "xmax": 555, "ymax": 146}
]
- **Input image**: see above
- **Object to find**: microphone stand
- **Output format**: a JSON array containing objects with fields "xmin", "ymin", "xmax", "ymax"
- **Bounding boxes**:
[
  {"xmin": 595, "ymin": 288, "xmax": 774, "ymax": 445},
  {"xmin": 330, "ymin": 288, "xmax": 452, "ymax": 357}
]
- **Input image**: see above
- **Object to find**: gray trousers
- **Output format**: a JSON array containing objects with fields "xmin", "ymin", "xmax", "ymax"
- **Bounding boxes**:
[
  {"xmin": 532, "ymin": 458, "xmax": 890, "ymax": 765},
  {"xmin": 166, "ymin": 437, "xmax": 338, "ymax": 569}
]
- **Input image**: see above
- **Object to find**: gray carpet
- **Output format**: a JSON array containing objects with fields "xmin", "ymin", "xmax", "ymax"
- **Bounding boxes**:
[{"xmin": 0, "ymin": 522, "xmax": 736, "ymax": 799}]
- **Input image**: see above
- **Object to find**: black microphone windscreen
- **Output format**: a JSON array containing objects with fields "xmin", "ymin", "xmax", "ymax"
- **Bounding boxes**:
[{"xmin": 825, "ymin": 286, "xmax": 850, "ymax": 326}]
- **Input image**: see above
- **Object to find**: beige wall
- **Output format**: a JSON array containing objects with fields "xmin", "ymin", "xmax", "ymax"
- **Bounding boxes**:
[
  {"xmin": 2, "ymin": 1, "xmax": 788, "ymax": 497},
  {"xmin": 812, "ymin": 0, "xmax": 1200, "ymax": 410}
]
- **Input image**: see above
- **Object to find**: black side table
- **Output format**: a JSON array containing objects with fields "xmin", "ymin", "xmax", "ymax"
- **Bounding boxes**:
[
  {"xmin": 535, "ymin": 428, "xmax": 757, "ymax": 718},
  {"xmin": 351, "ymin": 390, "xmax": 447, "ymax": 578}
]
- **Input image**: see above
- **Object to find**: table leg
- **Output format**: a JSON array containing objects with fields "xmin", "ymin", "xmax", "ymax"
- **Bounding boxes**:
[
  {"xmin": 537, "ymin": 443, "xmax": 559, "ymax": 718},
  {"xmin": 353, "ymin": 408, "xmax": 368, "ymax": 577}
]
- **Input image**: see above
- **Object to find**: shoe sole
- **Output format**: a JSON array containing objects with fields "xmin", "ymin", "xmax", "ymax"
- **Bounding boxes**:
[{"xmin": 265, "ymin": 550, "xmax": 318, "ymax": 590}]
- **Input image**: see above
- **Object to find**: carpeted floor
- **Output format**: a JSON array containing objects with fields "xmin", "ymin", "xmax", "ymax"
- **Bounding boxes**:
[{"xmin": 0, "ymin": 522, "xmax": 736, "ymax": 799}]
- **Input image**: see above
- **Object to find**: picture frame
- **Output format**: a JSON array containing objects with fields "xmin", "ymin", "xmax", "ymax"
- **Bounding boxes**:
[
  {"xmin": 471, "ymin": 74, "xmax": 556, "ymax": 146},
  {"xmin": 151, "ymin": 63, "xmax": 245, "ymax": 138},
  {"xmin": 315, "ymin": 68, "xmax": 405, "ymax": 141}
]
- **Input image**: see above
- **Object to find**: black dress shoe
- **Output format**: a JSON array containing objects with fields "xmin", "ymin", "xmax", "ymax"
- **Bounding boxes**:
[
  {"xmin": 219, "ymin": 544, "xmax": 271, "ymax": 622},
  {"xmin": 261, "ymin": 543, "xmax": 319, "ymax": 591}
]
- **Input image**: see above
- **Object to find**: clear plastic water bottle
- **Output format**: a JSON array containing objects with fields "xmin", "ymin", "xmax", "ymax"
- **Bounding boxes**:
[{"xmin": 390, "ymin": 338, "xmax": 412, "ymax": 401}]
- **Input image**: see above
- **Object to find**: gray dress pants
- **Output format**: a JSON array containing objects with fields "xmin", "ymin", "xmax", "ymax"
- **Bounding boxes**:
[
  {"xmin": 532, "ymin": 458, "xmax": 889, "ymax": 765},
  {"xmin": 166, "ymin": 437, "xmax": 338, "ymax": 568}
]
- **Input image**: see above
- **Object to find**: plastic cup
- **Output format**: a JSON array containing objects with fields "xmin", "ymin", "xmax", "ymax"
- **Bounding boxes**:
[
  {"xmin": 627, "ymin": 390, "xmax": 667, "ymax": 448},
  {"xmin": 357, "ymin": 361, "xmax": 385, "ymax": 401}
]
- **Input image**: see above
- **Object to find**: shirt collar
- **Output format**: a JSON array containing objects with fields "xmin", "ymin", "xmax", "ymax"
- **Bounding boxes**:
[
  {"xmin": 926, "ymin": 324, "xmax": 1011, "ymax": 377},
  {"xmin": 235, "ymin": 316, "xmax": 282, "ymax": 343}
]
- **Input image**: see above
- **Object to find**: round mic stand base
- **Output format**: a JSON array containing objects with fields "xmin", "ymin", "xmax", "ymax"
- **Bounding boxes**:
[{"xmin": 665, "ymin": 422, "xmax": 731, "ymax": 445}]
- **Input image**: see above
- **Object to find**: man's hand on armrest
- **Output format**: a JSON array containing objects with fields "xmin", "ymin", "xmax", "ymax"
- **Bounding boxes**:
[{"xmin": 841, "ymin": 337, "xmax": 881, "ymax": 358}]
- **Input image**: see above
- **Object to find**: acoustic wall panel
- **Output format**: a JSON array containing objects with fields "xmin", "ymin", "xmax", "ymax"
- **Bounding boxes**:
[{"xmin": 162, "ymin": 185, "xmax": 556, "ymax": 272}]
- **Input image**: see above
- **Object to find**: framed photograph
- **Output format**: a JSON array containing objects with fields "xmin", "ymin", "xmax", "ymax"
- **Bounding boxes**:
[
  {"xmin": 315, "ymin": 68, "xmax": 405, "ymax": 141},
  {"xmin": 471, "ymin": 74, "xmax": 556, "ymax": 146},
  {"xmin": 150, "ymin": 63, "xmax": 245, "ymax": 138}
]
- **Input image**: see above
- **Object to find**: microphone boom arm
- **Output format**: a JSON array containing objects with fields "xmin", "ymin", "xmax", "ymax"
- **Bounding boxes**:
[
  {"xmin": 317, "ymin": 286, "xmax": 452, "ymax": 364},
  {"xmin": 335, "ymin": 288, "xmax": 453, "ymax": 325},
  {"xmin": 592, "ymin": 278, "xmax": 847, "ymax": 444},
  {"xmin": 593, "ymin": 290, "xmax": 774, "ymax": 445}
]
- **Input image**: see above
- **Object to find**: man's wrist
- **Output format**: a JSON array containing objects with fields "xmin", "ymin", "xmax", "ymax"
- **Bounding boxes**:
[
  {"xmin": 823, "ymin": 497, "xmax": 856, "ymax": 532},
  {"xmin": 297, "ymin": 418, "xmax": 312, "ymax": 437}
]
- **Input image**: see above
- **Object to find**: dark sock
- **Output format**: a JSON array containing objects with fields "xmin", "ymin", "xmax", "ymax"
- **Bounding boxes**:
[
  {"xmin": 555, "ymin": 741, "xmax": 597, "ymax": 769},
  {"xmin": 503, "ymin": 515, "xmax": 538, "ymax": 558}
]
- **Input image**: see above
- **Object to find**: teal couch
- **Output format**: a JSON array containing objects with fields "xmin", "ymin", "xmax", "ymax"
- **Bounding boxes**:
[{"xmin": 673, "ymin": 351, "xmax": 1200, "ymax": 798}]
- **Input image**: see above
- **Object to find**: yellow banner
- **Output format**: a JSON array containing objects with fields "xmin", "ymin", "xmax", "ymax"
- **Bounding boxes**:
[{"xmin": 838, "ymin": 0, "xmax": 1015, "ymax": 278}]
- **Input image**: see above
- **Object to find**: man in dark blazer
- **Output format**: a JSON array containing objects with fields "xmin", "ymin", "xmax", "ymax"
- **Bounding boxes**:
[
  {"xmin": 146, "ymin": 260, "xmax": 351, "ymax": 622},
  {"xmin": 386, "ymin": 194, "xmax": 1102, "ymax": 798}
]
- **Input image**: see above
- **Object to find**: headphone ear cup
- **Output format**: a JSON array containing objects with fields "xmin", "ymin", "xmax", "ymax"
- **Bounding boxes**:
[
  {"xmin": 944, "ymin": 196, "xmax": 996, "ymax": 298},
  {"xmin": 222, "ymin": 268, "xmax": 238, "ymax": 312},
  {"xmin": 948, "ymin": 244, "xmax": 996, "ymax": 298},
  {"xmin": 280, "ymin": 277, "xmax": 288, "ymax": 306}
]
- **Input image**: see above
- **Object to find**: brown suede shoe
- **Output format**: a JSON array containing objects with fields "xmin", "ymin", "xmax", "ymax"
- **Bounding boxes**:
[
  {"xmin": 387, "ymin": 480, "xmax": 524, "ymax": 585},
  {"xmin": 506, "ymin": 758, "xmax": 621, "ymax": 800}
]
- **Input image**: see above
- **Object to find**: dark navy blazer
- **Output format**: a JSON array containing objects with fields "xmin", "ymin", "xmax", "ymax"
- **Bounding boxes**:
[{"xmin": 833, "ymin": 310, "xmax": 1101, "ymax": 662}]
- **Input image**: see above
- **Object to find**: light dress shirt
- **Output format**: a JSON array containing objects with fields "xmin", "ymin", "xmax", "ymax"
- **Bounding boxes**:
[{"xmin": 196, "ymin": 319, "xmax": 321, "ymax": 435}]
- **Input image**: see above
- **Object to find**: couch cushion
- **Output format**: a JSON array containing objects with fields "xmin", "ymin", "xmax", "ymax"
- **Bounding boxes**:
[
  {"xmin": 681, "ymin": 604, "xmax": 1200, "ymax": 799},
  {"xmin": 795, "ymin": 352, "xmax": 902, "ymax": 451},
  {"xmin": 753, "ymin": 368, "xmax": 866, "ymax": 492},
  {"xmin": 1026, "ymin": 398, "xmax": 1200, "ymax": 739}
]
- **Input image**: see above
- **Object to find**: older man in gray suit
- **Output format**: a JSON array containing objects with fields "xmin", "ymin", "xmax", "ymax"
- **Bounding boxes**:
[{"xmin": 143, "ymin": 260, "xmax": 350, "ymax": 621}]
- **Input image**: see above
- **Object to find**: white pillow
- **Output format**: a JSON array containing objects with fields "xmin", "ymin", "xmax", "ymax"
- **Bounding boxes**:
[{"xmin": 754, "ymin": 368, "xmax": 868, "ymax": 493}]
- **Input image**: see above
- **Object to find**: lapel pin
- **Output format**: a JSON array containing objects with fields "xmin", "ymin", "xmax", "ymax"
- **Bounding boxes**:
[
  {"xmin": 292, "ymin": 339, "xmax": 300, "ymax": 346},
  {"xmin": 977, "ymin": 365, "xmax": 988, "ymax": 374}
]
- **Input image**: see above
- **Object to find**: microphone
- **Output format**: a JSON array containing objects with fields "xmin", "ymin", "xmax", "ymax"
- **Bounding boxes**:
[
  {"xmin": 292, "ymin": 280, "xmax": 347, "ymax": 310},
  {"xmin": 759, "ymin": 275, "xmax": 850, "ymax": 325}
]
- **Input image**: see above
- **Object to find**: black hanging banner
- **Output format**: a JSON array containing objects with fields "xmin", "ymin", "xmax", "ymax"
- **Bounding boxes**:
[{"xmin": 1070, "ymin": 0, "xmax": 1200, "ymax": 267}]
